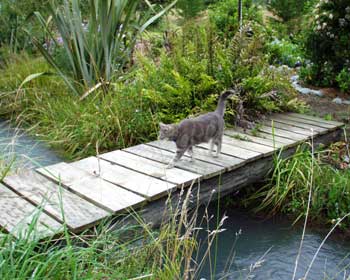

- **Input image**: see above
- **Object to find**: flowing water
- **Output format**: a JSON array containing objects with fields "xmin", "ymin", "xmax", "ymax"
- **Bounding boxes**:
[
  {"xmin": 0, "ymin": 119, "xmax": 62, "ymax": 169},
  {"xmin": 198, "ymin": 203, "xmax": 350, "ymax": 280}
]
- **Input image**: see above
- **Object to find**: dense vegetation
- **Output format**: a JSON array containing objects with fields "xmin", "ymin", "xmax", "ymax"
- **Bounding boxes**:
[{"xmin": 0, "ymin": 0, "xmax": 350, "ymax": 278}]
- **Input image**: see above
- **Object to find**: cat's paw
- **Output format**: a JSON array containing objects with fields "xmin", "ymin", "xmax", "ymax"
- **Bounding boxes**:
[
  {"xmin": 213, "ymin": 154, "xmax": 219, "ymax": 158},
  {"xmin": 166, "ymin": 162, "xmax": 175, "ymax": 169}
]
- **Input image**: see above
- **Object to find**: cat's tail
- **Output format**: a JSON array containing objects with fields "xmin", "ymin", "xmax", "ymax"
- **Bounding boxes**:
[{"xmin": 215, "ymin": 89, "xmax": 237, "ymax": 116}]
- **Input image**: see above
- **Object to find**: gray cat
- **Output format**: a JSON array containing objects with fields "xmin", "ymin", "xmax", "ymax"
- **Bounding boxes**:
[{"xmin": 159, "ymin": 89, "xmax": 235, "ymax": 168}]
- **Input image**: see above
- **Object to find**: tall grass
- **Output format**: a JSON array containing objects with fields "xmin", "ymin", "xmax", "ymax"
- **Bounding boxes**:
[{"xmin": 248, "ymin": 143, "xmax": 350, "ymax": 229}]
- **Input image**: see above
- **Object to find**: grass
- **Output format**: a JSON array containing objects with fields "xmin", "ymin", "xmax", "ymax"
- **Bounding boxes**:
[
  {"xmin": 0, "ymin": 177, "xmax": 230, "ymax": 280},
  {"xmin": 247, "ymin": 142, "xmax": 350, "ymax": 230}
]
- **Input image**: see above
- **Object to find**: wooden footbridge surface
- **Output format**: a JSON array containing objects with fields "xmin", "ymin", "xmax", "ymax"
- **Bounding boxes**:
[{"xmin": 0, "ymin": 113, "xmax": 345, "ymax": 239}]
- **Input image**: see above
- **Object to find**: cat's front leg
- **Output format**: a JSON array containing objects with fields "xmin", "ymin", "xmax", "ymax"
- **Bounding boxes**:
[
  {"xmin": 214, "ymin": 140, "xmax": 222, "ymax": 158},
  {"xmin": 208, "ymin": 139, "xmax": 215, "ymax": 156},
  {"xmin": 188, "ymin": 146, "xmax": 195, "ymax": 162},
  {"xmin": 166, "ymin": 148, "xmax": 185, "ymax": 169}
]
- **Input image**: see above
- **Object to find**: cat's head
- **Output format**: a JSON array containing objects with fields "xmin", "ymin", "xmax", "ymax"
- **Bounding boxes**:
[{"xmin": 159, "ymin": 123, "xmax": 178, "ymax": 140}]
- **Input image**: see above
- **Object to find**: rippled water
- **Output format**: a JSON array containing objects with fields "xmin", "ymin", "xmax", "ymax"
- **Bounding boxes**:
[
  {"xmin": 0, "ymin": 119, "xmax": 62, "ymax": 169},
  {"xmin": 198, "ymin": 204, "xmax": 350, "ymax": 280}
]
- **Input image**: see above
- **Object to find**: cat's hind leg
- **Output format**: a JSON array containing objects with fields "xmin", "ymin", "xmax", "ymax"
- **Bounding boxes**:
[{"xmin": 167, "ymin": 148, "xmax": 186, "ymax": 169}]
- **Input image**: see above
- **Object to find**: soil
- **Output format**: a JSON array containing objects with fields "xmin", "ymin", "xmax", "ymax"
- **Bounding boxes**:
[{"xmin": 298, "ymin": 91, "xmax": 350, "ymax": 125}]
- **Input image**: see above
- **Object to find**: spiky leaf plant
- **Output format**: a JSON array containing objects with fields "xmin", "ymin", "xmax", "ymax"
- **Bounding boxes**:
[{"xmin": 32, "ymin": 0, "xmax": 176, "ymax": 96}]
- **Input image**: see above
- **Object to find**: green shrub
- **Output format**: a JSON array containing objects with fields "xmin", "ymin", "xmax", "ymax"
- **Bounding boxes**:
[
  {"xmin": 249, "ymin": 145, "xmax": 350, "ymax": 229},
  {"xmin": 302, "ymin": 0, "xmax": 350, "ymax": 90},
  {"xmin": 208, "ymin": 0, "xmax": 262, "ymax": 39},
  {"xmin": 267, "ymin": 38, "xmax": 303, "ymax": 67},
  {"xmin": 336, "ymin": 68, "xmax": 350, "ymax": 93},
  {"xmin": 33, "ymin": 0, "xmax": 174, "ymax": 95}
]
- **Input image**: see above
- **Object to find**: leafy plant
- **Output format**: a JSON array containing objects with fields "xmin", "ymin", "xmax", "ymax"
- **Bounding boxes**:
[
  {"xmin": 248, "ymin": 145, "xmax": 350, "ymax": 229},
  {"xmin": 33, "ymin": 0, "xmax": 176, "ymax": 95},
  {"xmin": 302, "ymin": 0, "xmax": 350, "ymax": 90},
  {"xmin": 336, "ymin": 68, "xmax": 350, "ymax": 93},
  {"xmin": 267, "ymin": 38, "xmax": 304, "ymax": 67}
]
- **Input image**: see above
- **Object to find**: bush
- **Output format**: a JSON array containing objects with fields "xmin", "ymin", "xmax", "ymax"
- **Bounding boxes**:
[
  {"xmin": 208, "ymin": 0, "xmax": 262, "ymax": 39},
  {"xmin": 302, "ymin": 0, "xmax": 350, "ymax": 90},
  {"xmin": 267, "ymin": 38, "xmax": 304, "ymax": 67},
  {"xmin": 336, "ymin": 68, "xmax": 350, "ymax": 93},
  {"xmin": 249, "ymin": 145, "xmax": 350, "ymax": 230}
]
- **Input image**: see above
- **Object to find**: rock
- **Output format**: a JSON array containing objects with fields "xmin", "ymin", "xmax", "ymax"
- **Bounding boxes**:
[
  {"xmin": 332, "ymin": 97, "xmax": 343, "ymax": 104},
  {"xmin": 290, "ymin": 75, "xmax": 323, "ymax": 96}
]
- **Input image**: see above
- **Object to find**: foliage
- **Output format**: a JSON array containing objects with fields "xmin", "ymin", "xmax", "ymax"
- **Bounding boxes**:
[
  {"xmin": 0, "ymin": 182, "xmax": 226, "ymax": 280},
  {"xmin": 0, "ymin": 0, "xmax": 50, "ymax": 52},
  {"xmin": 248, "ymin": 145, "xmax": 350, "ymax": 229},
  {"xmin": 267, "ymin": 0, "xmax": 311, "ymax": 23},
  {"xmin": 266, "ymin": 38, "xmax": 304, "ymax": 67},
  {"xmin": 336, "ymin": 68, "xmax": 350, "ymax": 93},
  {"xmin": 0, "ymin": 13, "xmax": 303, "ymax": 160},
  {"xmin": 302, "ymin": 0, "xmax": 350, "ymax": 90},
  {"xmin": 208, "ymin": 0, "xmax": 262, "ymax": 39},
  {"xmin": 33, "ymin": 0, "xmax": 175, "ymax": 95}
]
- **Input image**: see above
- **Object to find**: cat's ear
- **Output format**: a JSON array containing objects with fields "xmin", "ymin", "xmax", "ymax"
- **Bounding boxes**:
[{"xmin": 159, "ymin": 122, "xmax": 166, "ymax": 128}]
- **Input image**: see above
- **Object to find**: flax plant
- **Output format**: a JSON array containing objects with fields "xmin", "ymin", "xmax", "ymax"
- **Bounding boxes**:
[{"xmin": 32, "ymin": 0, "xmax": 176, "ymax": 96}]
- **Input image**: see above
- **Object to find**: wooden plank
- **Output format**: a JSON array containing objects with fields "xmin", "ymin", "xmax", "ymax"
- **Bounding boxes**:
[
  {"xmin": 221, "ymin": 135, "xmax": 275, "ymax": 154},
  {"xmin": 267, "ymin": 115, "xmax": 327, "ymax": 133},
  {"xmin": 134, "ymin": 127, "xmax": 344, "ymax": 229},
  {"xmin": 37, "ymin": 162, "xmax": 145, "ymax": 212},
  {"xmin": 198, "ymin": 141, "xmax": 261, "ymax": 160},
  {"xmin": 278, "ymin": 114, "xmax": 336, "ymax": 129},
  {"xmin": 224, "ymin": 129, "xmax": 285, "ymax": 148},
  {"xmin": 100, "ymin": 150, "xmax": 201, "ymax": 186},
  {"xmin": 125, "ymin": 144, "xmax": 224, "ymax": 178},
  {"xmin": 71, "ymin": 157, "xmax": 177, "ymax": 200},
  {"xmin": 147, "ymin": 140, "xmax": 245, "ymax": 170},
  {"xmin": 3, "ymin": 171, "xmax": 109, "ymax": 231},
  {"xmin": 261, "ymin": 119, "xmax": 317, "ymax": 137},
  {"xmin": 287, "ymin": 112, "xmax": 343, "ymax": 127},
  {"xmin": 0, "ymin": 183, "xmax": 62, "ymax": 239},
  {"xmin": 257, "ymin": 125, "xmax": 307, "ymax": 141},
  {"xmin": 226, "ymin": 126, "xmax": 293, "ymax": 145}
]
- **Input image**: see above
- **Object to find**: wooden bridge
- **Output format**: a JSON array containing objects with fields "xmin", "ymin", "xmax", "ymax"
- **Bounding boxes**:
[{"xmin": 0, "ymin": 113, "xmax": 344, "ymax": 239}]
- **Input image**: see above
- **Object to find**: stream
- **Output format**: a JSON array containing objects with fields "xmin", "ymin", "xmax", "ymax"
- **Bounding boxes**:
[
  {"xmin": 1, "ymin": 119, "xmax": 350, "ymax": 280},
  {"xmin": 0, "ymin": 119, "xmax": 62, "ymax": 169},
  {"xmin": 198, "ymin": 203, "xmax": 350, "ymax": 280}
]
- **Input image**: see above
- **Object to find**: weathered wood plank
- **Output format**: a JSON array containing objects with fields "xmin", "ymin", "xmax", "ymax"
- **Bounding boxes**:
[
  {"xmin": 198, "ymin": 141, "xmax": 261, "ymax": 160},
  {"xmin": 121, "ymin": 127, "xmax": 344, "ymax": 228},
  {"xmin": 3, "ymin": 171, "xmax": 109, "ymax": 231},
  {"xmin": 125, "ymin": 144, "xmax": 224, "ymax": 178},
  {"xmin": 100, "ymin": 150, "xmax": 200, "ymax": 186},
  {"xmin": 278, "ymin": 115, "xmax": 336, "ymax": 129},
  {"xmin": 0, "ymin": 183, "xmax": 62, "ymax": 239},
  {"xmin": 221, "ymin": 135, "xmax": 275, "ymax": 155},
  {"xmin": 257, "ymin": 125, "xmax": 307, "ymax": 141},
  {"xmin": 71, "ymin": 157, "xmax": 176, "ymax": 200},
  {"xmin": 261, "ymin": 119, "xmax": 317, "ymax": 137},
  {"xmin": 226, "ymin": 126, "xmax": 293, "ymax": 145},
  {"xmin": 267, "ymin": 115, "xmax": 327, "ymax": 133},
  {"xmin": 147, "ymin": 140, "xmax": 245, "ymax": 170},
  {"xmin": 287, "ymin": 112, "xmax": 343, "ymax": 127},
  {"xmin": 224, "ymin": 129, "xmax": 285, "ymax": 148},
  {"xmin": 37, "ymin": 162, "xmax": 145, "ymax": 212}
]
